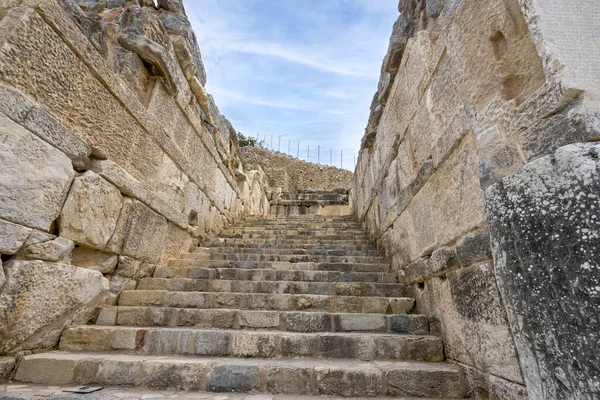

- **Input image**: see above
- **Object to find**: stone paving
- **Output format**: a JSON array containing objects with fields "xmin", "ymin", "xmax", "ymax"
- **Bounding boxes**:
[{"xmin": 0, "ymin": 384, "xmax": 443, "ymax": 400}]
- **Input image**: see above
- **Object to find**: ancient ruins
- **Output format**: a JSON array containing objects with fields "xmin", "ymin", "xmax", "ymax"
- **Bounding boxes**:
[{"xmin": 0, "ymin": 0, "xmax": 598, "ymax": 399}]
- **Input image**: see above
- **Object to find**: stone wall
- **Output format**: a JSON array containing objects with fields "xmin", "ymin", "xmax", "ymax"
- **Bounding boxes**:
[
  {"xmin": 0, "ymin": 0, "xmax": 270, "ymax": 363},
  {"xmin": 352, "ymin": 0, "xmax": 600, "ymax": 399},
  {"xmin": 242, "ymin": 146, "xmax": 353, "ymax": 192}
]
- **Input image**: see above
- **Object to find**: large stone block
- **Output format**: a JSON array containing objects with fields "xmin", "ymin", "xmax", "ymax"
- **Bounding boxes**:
[
  {"xmin": 121, "ymin": 200, "xmax": 168, "ymax": 264},
  {"xmin": 419, "ymin": 262, "xmax": 523, "ymax": 384},
  {"xmin": 70, "ymin": 246, "xmax": 118, "ymax": 274},
  {"xmin": 59, "ymin": 171, "xmax": 123, "ymax": 249},
  {"xmin": 388, "ymin": 135, "xmax": 486, "ymax": 268},
  {"xmin": 519, "ymin": 0, "xmax": 600, "ymax": 94},
  {"xmin": 0, "ymin": 260, "xmax": 108, "ymax": 353},
  {"xmin": 0, "ymin": 114, "xmax": 74, "ymax": 231},
  {"xmin": 486, "ymin": 142, "xmax": 600, "ymax": 400},
  {"xmin": 159, "ymin": 223, "xmax": 192, "ymax": 266}
]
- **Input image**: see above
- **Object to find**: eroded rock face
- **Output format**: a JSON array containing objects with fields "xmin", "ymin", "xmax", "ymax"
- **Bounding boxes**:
[
  {"xmin": 487, "ymin": 143, "xmax": 600, "ymax": 400},
  {"xmin": 0, "ymin": 260, "xmax": 109, "ymax": 354}
]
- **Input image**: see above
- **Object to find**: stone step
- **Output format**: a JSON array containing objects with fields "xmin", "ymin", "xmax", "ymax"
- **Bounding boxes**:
[
  {"xmin": 203, "ymin": 252, "xmax": 386, "ymax": 264},
  {"xmin": 233, "ymin": 223, "xmax": 363, "ymax": 230},
  {"xmin": 153, "ymin": 266, "xmax": 397, "ymax": 283},
  {"xmin": 103, "ymin": 307, "xmax": 430, "ymax": 334},
  {"xmin": 0, "ymin": 384, "xmax": 463, "ymax": 400},
  {"xmin": 167, "ymin": 260, "xmax": 390, "ymax": 273},
  {"xmin": 118, "ymin": 291, "xmax": 415, "ymax": 314},
  {"xmin": 137, "ymin": 278, "xmax": 408, "ymax": 297},
  {"xmin": 217, "ymin": 234, "xmax": 370, "ymax": 241},
  {"xmin": 204, "ymin": 241, "xmax": 376, "ymax": 251},
  {"xmin": 60, "ymin": 326, "xmax": 443, "ymax": 362},
  {"xmin": 195, "ymin": 247, "xmax": 380, "ymax": 257},
  {"xmin": 222, "ymin": 227, "xmax": 366, "ymax": 234},
  {"xmin": 15, "ymin": 353, "xmax": 467, "ymax": 398},
  {"xmin": 208, "ymin": 238, "xmax": 375, "ymax": 247}
]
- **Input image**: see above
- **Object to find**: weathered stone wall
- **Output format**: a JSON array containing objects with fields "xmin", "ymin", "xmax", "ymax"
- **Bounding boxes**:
[
  {"xmin": 0, "ymin": 0, "xmax": 270, "ymax": 364},
  {"xmin": 352, "ymin": 0, "xmax": 600, "ymax": 399},
  {"xmin": 242, "ymin": 146, "xmax": 353, "ymax": 192}
]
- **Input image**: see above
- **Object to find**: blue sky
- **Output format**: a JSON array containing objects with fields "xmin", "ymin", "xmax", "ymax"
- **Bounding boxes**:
[{"xmin": 185, "ymin": 0, "xmax": 398, "ymax": 170}]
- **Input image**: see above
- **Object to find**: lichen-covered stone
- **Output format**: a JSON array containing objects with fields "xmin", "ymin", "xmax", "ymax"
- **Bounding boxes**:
[{"xmin": 487, "ymin": 142, "xmax": 600, "ymax": 399}]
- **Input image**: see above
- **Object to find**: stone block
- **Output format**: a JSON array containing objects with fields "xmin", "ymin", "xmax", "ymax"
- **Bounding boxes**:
[
  {"xmin": 159, "ymin": 222, "xmax": 193, "ymax": 266},
  {"xmin": 238, "ymin": 310, "xmax": 280, "ymax": 329},
  {"xmin": 267, "ymin": 366, "xmax": 313, "ymax": 395},
  {"xmin": 121, "ymin": 200, "xmax": 168, "ymax": 264},
  {"xmin": 144, "ymin": 329, "xmax": 193, "ymax": 354},
  {"xmin": 138, "ymin": 359, "xmax": 206, "ymax": 391},
  {"xmin": 194, "ymin": 331, "xmax": 230, "ymax": 356},
  {"xmin": 280, "ymin": 311, "xmax": 330, "ymax": 332},
  {"xmin": 476, "ymin": 125, "xmax": 525, "ymax": 190},
  {"xmin": 231, "ymin": 331, "xmax": 281, "ymax": 358},
  {"xmin": 96, "ymin": 307, "xmax": 118, "ymax": 326},
  {"xmin": 20, "ymin": 236, "xmax": 75, "ymax": 262},
  {"xmin": 0, "ymin": 219, "xmax": 32, "ymax": 255},
  {"xmin": 315, "ymin": 365, "xmax": 382, "ymax": 397},
  {"xmin": 334, "ymin": 314, "xmax": 386, "ymax": 332},
  {"xmin": 455, "ymin": 230, "xmax": 492, "ymax": 266},
  {"xmin": 206, "ymin": 365, "xmax": 261, "ymax": 393},
  {"xmin": 105, "ymin": 197, "xmax": 135, "ymax": 254},
  {"xmin": 0, "ymin": 357, "xmax": 15, "ymax": 383},
  {"xmin": 486, "ymin": 142, "xmax": 600, "ymax": 399},
  {"xmin": 71, "ymin": 246, "xmax": 119, "ymax": 274},
  {"xmin": 59, "ymin": 171, "xmax": 123, "ymax": 249},
  {"xmin": 423, "ymin": 263, "xmax": 523, "ymax": 383},
  {"xmin": 0, "ymin": 83, "xmax": 91, "ymax": 169},
  {"xmin": 14, "ymin": 356, "xmax": 77, "ymax": 385},
  {"xmin": 0, "ymin": 114, "xmax": 74, "ymax": 231},
  {"xmin": 0, "ymin": 260, "xmax": 108, "ymax": 353}
]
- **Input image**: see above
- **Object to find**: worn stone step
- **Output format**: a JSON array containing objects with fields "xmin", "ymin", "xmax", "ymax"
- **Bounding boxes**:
[
  {"xmin": 15, "ymin": 352, "xmax": 467, "ymax": 398},
  {"xmin": 219, "ymin": 234, "xmax": 369, "ymax": 241},
  {"xmin": 154, "ymin": 266, "xmax": 397, "ymax": 283},
  {"xmin": 195, "ymin": 246, "xmax": 380, "ymax": 257},
  {"xmin": 60, "ymin": 326, "xmax": 443, "ymax": 362},
  {"xmin": 118, "ymin": 291, "xmax": 415, "ymax": 314},
  {"xmin": 137, "ymin": 278, "xmax": 407, "ymax": 297},
  {"xmin": 0, "ymin": 384, "xmax": 462, "ymax": 400},
  {"xmin": 222, "ymin": 227, "xmax": 366, "ymax": 234},
  {"xmin": 204, "ymin": 252, "xmax": 386, "ymax": 264},
  {"xmin": 103, "ymin": 307, "xmax": 430, "ymax": 334},
  {"xmin": 204, "ymin": 242, "xmax": 376, "ymax": 251},
  {"xmin": 167, "ymin": 260, "xmax": 390, "ymax": 273}
]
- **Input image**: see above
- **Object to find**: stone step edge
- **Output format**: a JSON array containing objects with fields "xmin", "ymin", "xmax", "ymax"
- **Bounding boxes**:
[
  {"xmin": 0, "ymin": 385, "xmax": 457, "ymax": 400},
  {"xmin": 59, "ymin": 326, "xmax": 443, "ymax": 362},
  {"xmin": 153, "ymin": 267, "xmax": 397, "ymax": 284},
  {"xmin": 99, "ymin": 307, "xmax": 429, "ymax": 334},
  {"xmin": 15, "ymin": 352, "xmax": 468, "ymax": 398},
  {"xmin": 138, "ymin": 278, "xmax": 407, "ymax": 296}
]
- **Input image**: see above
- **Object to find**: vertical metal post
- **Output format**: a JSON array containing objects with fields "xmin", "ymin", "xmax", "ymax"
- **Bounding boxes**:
[
  {"xmin": 318, "ymin": 146, "xmax": 320, "ymax": 164},
  {"xmin": 270, "ymin": 135, "xmax": 273, "ymax": 150},
  {"xmin": 297, "ymin": 142, "xmax": 300, "ymax": 158},
  {"xmin": 288, "ymin": 140, "xmax": 291, "ymax": 155},
  {"xmin": 278, "ymin": 135, "xmax": 281, "ymax": 152}
]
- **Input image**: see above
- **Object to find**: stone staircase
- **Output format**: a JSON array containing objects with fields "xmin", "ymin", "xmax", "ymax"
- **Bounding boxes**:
[{"xmin": 14, "ymin": 215, "xmax": 467, "ymax": 398}]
